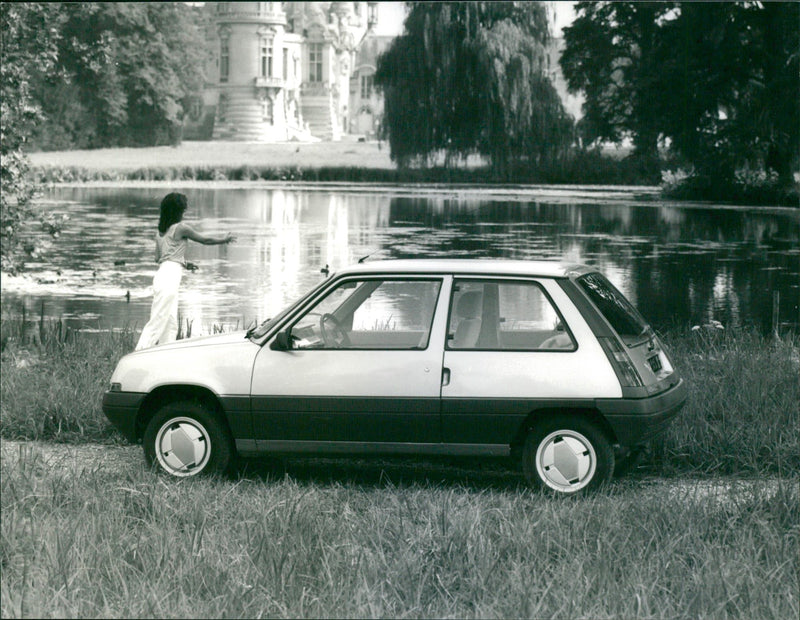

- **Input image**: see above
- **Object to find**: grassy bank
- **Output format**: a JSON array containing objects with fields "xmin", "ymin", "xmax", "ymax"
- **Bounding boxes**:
[
  {"xmin": 1, "ymin": 318, "xmax": 798, "ymax": 477},
  {"xmin": 26, "ymin": 141, "xmax": 800, "ymax": 205},
  {"xmin": 1, "ymin": 442, "xmax": 797, "ymax": 618},
  {"xmin": 26, "ymin": 140, "xmax": 659, "ymax": 187}
]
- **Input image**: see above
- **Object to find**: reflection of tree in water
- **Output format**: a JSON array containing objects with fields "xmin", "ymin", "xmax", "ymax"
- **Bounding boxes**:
[
  {"xmin": 386, "ymin": 197, "xmax": 799, "ymax": 332},
  {"xmin": 8, "ymin": 190, "xmax": 797, "ymax": 335}
]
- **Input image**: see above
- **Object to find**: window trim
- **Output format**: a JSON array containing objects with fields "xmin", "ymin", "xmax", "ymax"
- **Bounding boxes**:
[{"xmin": 445, "ymin": 277, "xmax": 577, "ymax": 353}]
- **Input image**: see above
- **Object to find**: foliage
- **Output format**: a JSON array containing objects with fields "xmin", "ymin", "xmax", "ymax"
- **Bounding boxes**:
[
  {"xmin": 29, "ymin": 2, "xmax": 208, "ymax": 150},
  {"xmin": 561, "ymin": 2, "xmax": 800, "ymax": 189},
  {"xmin": 0, "ymin": 3, "xmax": 65, "ymax": 274},
  {"xmin": 657, "ymin": 2, "xmax": 800, "ymax": 183},
  {"xmin": 375, "ymin": 2, "xmax": 573, "ymax": 178}
]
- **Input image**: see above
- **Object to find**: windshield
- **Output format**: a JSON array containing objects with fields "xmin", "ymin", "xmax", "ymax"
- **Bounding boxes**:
[
  {"xmin": 577, "ymin": 273, "xmax": 650, "ymax": 344},
  {"xmin": 247, "ymin": 276, "xmax": 333, "ymax": 340}
]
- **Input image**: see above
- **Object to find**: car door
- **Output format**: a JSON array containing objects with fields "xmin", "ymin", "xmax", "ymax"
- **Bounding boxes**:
[
  {"xmin": 250, "ymin": 275, "xmax": 451, "ymax": 450},
  {"xmin": 441, "ymin": 277, "xmax": 620, "ymax": 447}
]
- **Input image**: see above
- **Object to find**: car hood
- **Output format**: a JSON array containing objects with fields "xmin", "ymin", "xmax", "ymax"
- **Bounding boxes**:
[{"xmin": 131, "ymin": 331, "xmax": 250, "ymax": 354}]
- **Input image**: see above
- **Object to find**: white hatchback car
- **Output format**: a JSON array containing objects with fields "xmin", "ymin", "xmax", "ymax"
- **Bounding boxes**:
[{"xmin": 103, "ymin": 259, "xmax": 687, "ymax": 494}]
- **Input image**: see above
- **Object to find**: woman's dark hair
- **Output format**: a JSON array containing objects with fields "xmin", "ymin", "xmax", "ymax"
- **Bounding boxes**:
[{"xmin": 158, "ymin": 192, "xmax": 188, "ymax": 234}]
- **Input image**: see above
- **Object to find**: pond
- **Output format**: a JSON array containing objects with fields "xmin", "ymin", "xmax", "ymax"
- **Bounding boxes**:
[{"xmin": 2, "ymin": 184, "xmax": 798, "ymax": 335}]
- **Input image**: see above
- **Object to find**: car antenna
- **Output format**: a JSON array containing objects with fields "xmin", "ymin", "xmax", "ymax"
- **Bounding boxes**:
[{"xmin": 358, "ymin": 250, "xmax": 379, "ymax": 264}]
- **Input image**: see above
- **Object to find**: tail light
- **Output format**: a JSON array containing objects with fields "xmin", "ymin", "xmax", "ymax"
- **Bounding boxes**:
[{"xmin": 597, "ymin": 337, "xmax": 644, "ymax": 387}]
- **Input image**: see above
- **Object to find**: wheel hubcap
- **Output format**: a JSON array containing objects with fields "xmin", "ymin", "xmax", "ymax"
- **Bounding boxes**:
[
  {"xmin": 536, "ymin": 429, "xmax": 596, "ymax": 492},
  {"xmin": 154, "ymin": 417, "xmax": 211, "ymax": 476}
]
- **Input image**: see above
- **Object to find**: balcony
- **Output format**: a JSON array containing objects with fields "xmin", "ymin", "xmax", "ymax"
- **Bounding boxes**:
[
  {"xmin": 255, "ymin": 76, "xmax": 284, "ymax": 89},
  {"xmin": 215, "ymin": 2, "xmax": 287, "ymax": 24}
]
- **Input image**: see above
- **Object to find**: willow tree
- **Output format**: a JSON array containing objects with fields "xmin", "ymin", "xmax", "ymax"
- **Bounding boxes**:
[{"xmin": 375, "ymin": 2, "xmax": 573, "ymax": 178}]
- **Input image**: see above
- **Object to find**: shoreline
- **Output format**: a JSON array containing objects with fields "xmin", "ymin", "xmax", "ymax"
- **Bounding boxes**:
[{"xmin": 33, "ymin": 179, "xmax": 800, "ymax": 214}]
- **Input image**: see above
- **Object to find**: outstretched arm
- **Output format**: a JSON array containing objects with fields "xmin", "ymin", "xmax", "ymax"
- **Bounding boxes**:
[{"xmin": 178, "ymin": 223, "xmax": 236, "ymax": 245}]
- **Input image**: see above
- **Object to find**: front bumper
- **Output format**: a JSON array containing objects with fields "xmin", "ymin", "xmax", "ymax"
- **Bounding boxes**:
[
  {"xmin": 102, "ymin": 391, "xmax": 146, "ymax": 443},
  {"xmin": 597, "ymin": 378, "xmax": 688, "ymax": 446}
]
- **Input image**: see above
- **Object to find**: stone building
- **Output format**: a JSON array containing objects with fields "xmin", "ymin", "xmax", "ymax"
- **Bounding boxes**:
[
  {"xmin": 183, "ymin": 1, "xmax": 386, "ymax": 142},
  {"xmin": 182, "ymin": 2, "xmax": 580, "ymax": 143}
]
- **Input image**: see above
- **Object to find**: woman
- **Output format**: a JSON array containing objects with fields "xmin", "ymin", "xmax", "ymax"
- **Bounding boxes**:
[{"xmin": 135, "ymin": 192, "xmax": 236, "ymax": 350}]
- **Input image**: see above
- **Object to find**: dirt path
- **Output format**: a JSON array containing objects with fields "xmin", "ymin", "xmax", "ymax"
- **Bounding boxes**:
[
  {"xmin": 1, "ymin": 439, "xmax": 791, "ymax": 503},
  {"xmin": 1, "ymin": 439, "xmax": 140, "ymax": 477}
]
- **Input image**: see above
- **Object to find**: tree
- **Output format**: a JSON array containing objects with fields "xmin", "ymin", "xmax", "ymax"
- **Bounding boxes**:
[
  {"xmin": 31, "ymin": 2, "xmax": 208, "ymax": 150},
  {"xmin": 561, "ymin": 2, "xmax": 799, "ymax": 186},
  {"xmin": 375, "ymin": 1, "xmax": 572, "ymax": 178},
  {"xmin": 560, "ymin": 1, "xmax": 676, "ymax": 176},
  {"xmin": 658, "ymin": 2, "xmax": 799, "ymax": 182},
  {"xmin": 1, "ymin": 3, "xmax": 65, "ymax": 273}
]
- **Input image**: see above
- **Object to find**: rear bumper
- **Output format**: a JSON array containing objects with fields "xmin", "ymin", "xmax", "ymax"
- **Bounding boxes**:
[
  {"xmin": 102, "ymin": 391, "xmax": 146, "ymax": 443},
  {"xmin": 597, "ymin": 379, "xmax": 687, "ymax": 446}
]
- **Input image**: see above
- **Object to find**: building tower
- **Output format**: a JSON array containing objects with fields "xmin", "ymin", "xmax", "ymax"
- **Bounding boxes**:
[
  {"xmin": 199, "ymin": 2, "xmax": 378, "ymax": 142},
  {"xmin": 209, "ymin": 2, "xmax": 307, "ymax": 141}
]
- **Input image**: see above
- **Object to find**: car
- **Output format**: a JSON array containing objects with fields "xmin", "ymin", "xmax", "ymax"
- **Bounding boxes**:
[{"xmin": 103, "ymin": 259, "xmax": 687, "ymax": 494}]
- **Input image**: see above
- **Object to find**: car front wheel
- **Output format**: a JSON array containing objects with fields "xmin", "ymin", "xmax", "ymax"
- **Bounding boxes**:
[
  {"xmin": 143, "ymin": 400, "xmax": 233, "ymax": 478},
  {"xmin": 522, "ymin": 415, "xmax": 613, "ymax": 494}
]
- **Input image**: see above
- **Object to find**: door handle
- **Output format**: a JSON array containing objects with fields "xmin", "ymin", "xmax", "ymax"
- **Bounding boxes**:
[{"xmin": 441, "ymin": 367, "xmax": 451, "ymax": 387}]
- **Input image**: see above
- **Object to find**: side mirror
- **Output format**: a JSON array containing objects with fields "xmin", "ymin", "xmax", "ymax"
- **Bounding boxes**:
[{"xmin": 270, "ymin": 330, "xmax": 292, "ymax": 350}]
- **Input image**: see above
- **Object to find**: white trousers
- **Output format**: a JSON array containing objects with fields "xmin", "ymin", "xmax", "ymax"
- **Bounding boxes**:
[{"xmin": 135, "ymin": 261, "xmax": 183, "ymax": 350}]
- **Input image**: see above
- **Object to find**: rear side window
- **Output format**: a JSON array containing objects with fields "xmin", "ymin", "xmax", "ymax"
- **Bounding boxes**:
[
  {"xmin": 448, "ymin": 279, "xmax": 575, "ymax": 351},
  {"xmin": 577, "ymin": 273, "xmax": 649, "ymax": 343}
]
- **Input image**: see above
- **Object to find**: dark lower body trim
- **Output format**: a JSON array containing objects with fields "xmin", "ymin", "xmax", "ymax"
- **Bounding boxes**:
[
  {"xmin": 236, "ymin": 439, "xmax": 509, "ymax": 458},
  {"xmin": 598, "ymin": 379, "xmax": 688, "ymax": 445},
  {"xmin": 102, "ymin": 391, "xmax": 146, "ymax": 443}
]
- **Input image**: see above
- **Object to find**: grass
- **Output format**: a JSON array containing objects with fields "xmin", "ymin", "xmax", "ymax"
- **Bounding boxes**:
[
  {"xmin": 1, "ymin": 320, "xmax": 798, "ymax": 617},
  {"xmin": 1, "ymin": 444, "xmax": 798, "ymax": 618}
]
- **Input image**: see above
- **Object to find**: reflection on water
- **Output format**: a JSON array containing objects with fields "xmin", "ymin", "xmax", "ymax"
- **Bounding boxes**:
[{"xmin": 1, "ymin": 186, "xmax": 798, "ymax": 334}]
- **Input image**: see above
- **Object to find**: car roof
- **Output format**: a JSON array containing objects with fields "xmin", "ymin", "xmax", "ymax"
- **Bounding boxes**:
[{"xmin": 335, "ymin": 259, "xmax": 596, "ymax": 279}]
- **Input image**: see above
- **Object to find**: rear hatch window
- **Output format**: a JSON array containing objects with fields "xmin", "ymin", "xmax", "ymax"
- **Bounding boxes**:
[{"xmin": 577, "ymin": 273, "xmax": 675, "ymax": 386}]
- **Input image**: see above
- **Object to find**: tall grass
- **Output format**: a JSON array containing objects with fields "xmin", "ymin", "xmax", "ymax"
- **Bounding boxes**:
[
  {"xmin": 28, "ymin": 149, "xmax": 658, "ymax": 187},
  {"xmin": 0, "ymin": 319, "xmax": 137, "ymax": 443},
  {"xmin": 1, "ymin": 445, "xmax": 797, "ymax": 618},
  {"xmin": 1, "ymin": 317, "xmax": 798, "ymax": 477},
  {"xmin": 655, "ymin": 327, "xmax": 800, "ymax": 476}
]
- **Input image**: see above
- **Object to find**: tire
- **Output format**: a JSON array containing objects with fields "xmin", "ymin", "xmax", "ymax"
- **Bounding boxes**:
[
  {"xmin": 143, "ymin": 400, "xmax": 233, "ymax": 478},
  {"xmin": 522, "ymin": 415, "xmax": 614, "ymax": 494}
]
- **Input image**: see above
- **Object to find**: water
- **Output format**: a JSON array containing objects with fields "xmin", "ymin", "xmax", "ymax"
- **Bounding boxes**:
[{"xmin": 2, "ymin": 184, "xmax": 798, "ymax": 334}]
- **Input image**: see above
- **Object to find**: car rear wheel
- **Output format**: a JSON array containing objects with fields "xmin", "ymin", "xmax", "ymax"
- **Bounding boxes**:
[
  {"xmin": 522, "ymin": 415, "xmax": 614, "ymax": 494},
  {"xmin": 143, "ymin": 400, "xmax": 233, "ymax": 478}
]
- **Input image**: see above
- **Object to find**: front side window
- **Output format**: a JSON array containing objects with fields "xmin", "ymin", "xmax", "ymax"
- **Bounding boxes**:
[
  {"xmin": 289, "ymin": 278, "xmax": 441, "ymax": 350},
  {"xmin": 448, "ymin": 279, "xmax": 575, "ymax": 351}
]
